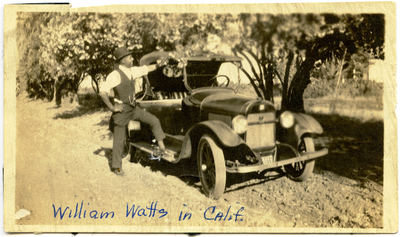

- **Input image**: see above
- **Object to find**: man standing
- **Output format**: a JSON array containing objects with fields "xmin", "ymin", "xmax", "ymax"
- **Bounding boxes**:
[{"xmin": 100, "ymin": 47, "xmax": 166, "ymax": 176}]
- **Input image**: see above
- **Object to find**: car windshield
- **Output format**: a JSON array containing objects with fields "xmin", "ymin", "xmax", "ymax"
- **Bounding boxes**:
[
  {"xmin": 140, "ymin": 51, "xmax": 243, "ymax": 92},
  {"xmin": 184, "ymin": 55, "xmax": 242, "ymax": 91},
  {"xmin": 185, "ymin": 61, "xmax": 224, "ymax": 89}
]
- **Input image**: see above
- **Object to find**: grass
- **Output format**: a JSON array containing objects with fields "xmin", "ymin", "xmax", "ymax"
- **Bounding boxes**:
[
  {"xmin": 233, "ymin": 83, "xmax": 383, "ymax": 112},
  {"xmin": 305, "ymin": 96, "xmax": 383, "ymax": 111}
]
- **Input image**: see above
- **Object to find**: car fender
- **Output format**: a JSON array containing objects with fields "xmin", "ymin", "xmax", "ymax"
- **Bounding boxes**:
[
  {"xmin": 293, "ymin": 113, "xmax": 323, "ymax": 140},
  {"xmin": 178, "ymin": 120, "xmax": 245, "ymax": 159}
]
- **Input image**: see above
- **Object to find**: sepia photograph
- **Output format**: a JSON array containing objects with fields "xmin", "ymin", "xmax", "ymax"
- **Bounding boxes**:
[{"xmin": 3, "ymin": 1, "xmax": 397, "ymax": 234}]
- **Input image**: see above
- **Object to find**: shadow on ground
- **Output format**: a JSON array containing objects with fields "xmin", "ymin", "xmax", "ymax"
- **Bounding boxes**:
[
  {"xmin": 130, "ymin": 112, "xmax": 383, "ymax": 194},
  {"xmin": 224, "ymin": 170, "xmax": 286, "ymax": 193},
  {"xmin": 129, "ymin": 150, "xmax": 287, "ymax": 196},
  {"xmin": 96, "ymin": 117, "xmax": 111, "ymax": 127},
  {"xmin": 91, "ymin": 108, "xmax": 383, "ymax": 194},
  {"xmin": 133, "ymin": 151, "xmax": 202, "ymax": 190},
  {"xmin": 93, "ymin": 147, "xmax": 113, "ymax": 171},
  {"xmin": 311, "ymin": 113, "xmax": 383, "ymax": 185},
  {"xmin": 53, "ymin": 96, "xmax": 108, "ymax": 119}
]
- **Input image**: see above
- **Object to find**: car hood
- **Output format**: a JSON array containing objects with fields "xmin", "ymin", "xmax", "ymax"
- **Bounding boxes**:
[
  {"xmin": 189, "ymin": 87, "xmax": 234, "ymax": 105},
  {"xmin": 201, "ymin": 93, "xmax": 275, "ymax": 115}
]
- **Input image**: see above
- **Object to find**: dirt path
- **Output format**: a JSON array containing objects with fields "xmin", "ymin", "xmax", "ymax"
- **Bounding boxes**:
[{"xmin": 14, "ymin": 94, "xmax": 383, "ymax": 231}]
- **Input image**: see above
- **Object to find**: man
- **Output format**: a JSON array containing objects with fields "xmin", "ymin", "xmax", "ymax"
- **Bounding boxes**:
[{"xmin": 100, "ymin": 47, "xmax": 167, "ymax": 176}]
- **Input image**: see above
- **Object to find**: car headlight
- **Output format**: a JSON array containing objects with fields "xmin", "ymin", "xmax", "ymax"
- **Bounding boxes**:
[
  {"xmin": 280, "ymin": 111, "xmax": 295, "ymax": 128},
  {"xmin": 232, "ymin": 115, "xmax": 248, "ymax": 134}
]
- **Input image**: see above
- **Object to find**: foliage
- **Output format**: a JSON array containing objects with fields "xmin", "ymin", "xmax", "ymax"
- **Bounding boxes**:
[
  {"xmin": 232, "ymin": 13, "xmax": 384, "ymax": 112},
  {"xmin": 342, "ymin": 78, "xmax": 383, "ymax": 98},
  {"xmin": 18, "ymin": 12, "xmax": 230, "ymax": 100},
  {"xmin": 39, "ymin": 12, "xmax": 126, "ymax": 94},
  {"xmin": 348, "ymin": 49, "xmax": 372, "ymax": 80},
  {"xmin": 17, "ymin": 12, "xmax": 55, "ymax": 100},
  {"xmin": 17, "ymin": 12, "xmax": 384, "ymax": 112},
  {"xmin": 304, "ymin": 77, "xmax": 383, "ymax": 99}
]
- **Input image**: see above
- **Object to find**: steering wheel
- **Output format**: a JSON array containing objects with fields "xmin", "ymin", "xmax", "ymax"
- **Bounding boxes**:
[{"xmin": 209, "ymin": 75, "xmax": 230, "ymax": 87}]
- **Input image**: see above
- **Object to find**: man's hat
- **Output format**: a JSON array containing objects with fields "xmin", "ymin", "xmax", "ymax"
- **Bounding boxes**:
[{"xmin": 114, "ymin": 47, "xmax": 132, "ymax": 62}]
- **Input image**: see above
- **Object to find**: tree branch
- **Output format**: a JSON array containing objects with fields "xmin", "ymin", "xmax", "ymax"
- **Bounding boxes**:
[
  {"xmin": 274, "ymin": 69, "xmax": 284, "ymax": 85},
  {"xmin": 238, "ymin": 66, "xmax": 263, "ymax": 99},
  {"xmin": 234, "ymin": 47, "xmax": 262, "ymax": 85},
  {"xmin": 281, "ymin": 51, "xmax": 294, "ymax": 111}
]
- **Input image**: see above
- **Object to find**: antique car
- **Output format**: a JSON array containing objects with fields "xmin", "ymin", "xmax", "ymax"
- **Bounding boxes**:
[{"xmin": 126, "ymin": 51, "xmax": 328, "ymax": 200}]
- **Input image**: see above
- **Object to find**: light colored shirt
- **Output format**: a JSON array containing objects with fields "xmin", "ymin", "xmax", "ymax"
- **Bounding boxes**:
[{"xmin": 100, "ymin": 65, "xmax": 148, "ymax": 93}]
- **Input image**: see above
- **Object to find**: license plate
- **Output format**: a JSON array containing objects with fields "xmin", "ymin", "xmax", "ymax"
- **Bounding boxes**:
[{"xmin": 262, "ymin": 155, "xmax": 273, "ymax": 164}]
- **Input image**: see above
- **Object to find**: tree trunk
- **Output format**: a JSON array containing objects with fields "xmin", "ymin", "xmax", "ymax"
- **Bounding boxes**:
[
  {"xmin": 239, "ymin": 66, "xmax": 263, "ymax": 98},
  {"xmin": 287, "ymin": 57, "xmax": 314, "ymax": 113},
  {"xmin": 263, "ymin": 62, "xmax": 274, "ymax": 103},
  {"xmin": 53, "ymin": 76, "xmax": 80, "ymax": 107},
  {"xmin": 90, "ymin": 73, "xmax": 100, "ymax": 95},
  {"xmin": 233, "ymin": 48, "xmax": 264, "ymax": 99},
  {"xmin": 281, "ymin": 51, "xmax": 294, "ymax": 111},
  {"xmin": 54, "ymin": 77, "xmax": 63, "ymax": 107}
]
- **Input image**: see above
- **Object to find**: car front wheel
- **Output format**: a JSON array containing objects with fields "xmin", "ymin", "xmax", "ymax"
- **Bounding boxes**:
[
  {"xmin": 197, "ymin": 134, "xmax": 226, "ymax": 199},
  {"xmin": 284, "ymin": 137, "xmax": 315, "ymax": 181}
]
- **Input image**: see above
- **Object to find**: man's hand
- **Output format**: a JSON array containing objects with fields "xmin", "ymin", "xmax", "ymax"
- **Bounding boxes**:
[
  {"xmin": 112, "ymin": 104, "xmax": 124, "ymax": 113},
  {"xmin": 147, "ymin": 58, "xmax": 167, "ymax": 72},
  {"xmin": 100, "ymin": 91, "xmax": 119, "ymax": 112},
  {"xmin": 157, "ymin": 58, "xmax": 169, "ymax": 67}
]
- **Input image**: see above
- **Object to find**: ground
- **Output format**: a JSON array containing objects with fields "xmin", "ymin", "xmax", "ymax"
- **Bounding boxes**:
[{"xmin": 13, "ymin": 93, "xmax": 383, "ymax": 232}]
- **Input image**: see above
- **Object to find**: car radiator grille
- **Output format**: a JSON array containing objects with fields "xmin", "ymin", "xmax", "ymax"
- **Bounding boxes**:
[{"xmin": 246, "ymin": 113, "xmax": 275, "ymax": 149}]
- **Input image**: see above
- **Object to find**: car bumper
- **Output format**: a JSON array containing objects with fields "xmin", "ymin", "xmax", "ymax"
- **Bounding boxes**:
[{"xmin": 226, "ymin": 148, "xmax": 328, "ymax": 173}]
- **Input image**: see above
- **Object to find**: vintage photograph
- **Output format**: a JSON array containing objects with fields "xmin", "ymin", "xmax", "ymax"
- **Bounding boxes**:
[{"xmin": 3, "ymin": 2, "xmax": 397, "ymax": 233}]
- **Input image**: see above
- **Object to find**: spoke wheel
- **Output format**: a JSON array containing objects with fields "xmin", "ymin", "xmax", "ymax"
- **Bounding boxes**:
[
  {"xmin": 284, "ymin": 137, "xmax": 315, "ymax": 181},
  {"xmin": 197, "ymin": 134, "xmax": 226, "ymax": 199}
]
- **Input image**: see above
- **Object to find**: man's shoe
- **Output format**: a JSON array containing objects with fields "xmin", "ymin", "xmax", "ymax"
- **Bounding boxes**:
[
  {"xmin": 160, "ymin": 149, "xmax": 174, "ymax": 159},
  {"xmin": 160, "ymin": 149, "xmax": 166, "ymax": 158},
  {"xmin": 113, "ymin": 168, "xmax": 125, "ymax": 176}
]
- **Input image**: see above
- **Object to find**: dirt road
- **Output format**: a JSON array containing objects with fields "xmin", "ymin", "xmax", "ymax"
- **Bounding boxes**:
[{"xmin": 13, "ymin": 94, "xmax": 383, "ymax": 232}]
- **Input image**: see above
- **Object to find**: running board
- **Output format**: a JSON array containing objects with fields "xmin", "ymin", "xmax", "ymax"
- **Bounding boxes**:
[{"xmin": 130, "ymin": 141, "xmax": 181, "ymax": 163}]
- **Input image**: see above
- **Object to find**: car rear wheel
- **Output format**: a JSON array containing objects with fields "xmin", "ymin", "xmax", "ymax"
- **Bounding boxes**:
[
  {"xmin": 284, "ymin": 137, "xmax": 315, "ymax": 181},
  {"xmin": 197, "ymin": 134, "xmax": 226, "ymax": 199}
]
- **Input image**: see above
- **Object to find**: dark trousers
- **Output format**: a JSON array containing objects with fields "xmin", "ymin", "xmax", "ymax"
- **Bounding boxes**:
[{"xmin": 111, "ymin": 105, "xmax": 165, "ymax": 169}]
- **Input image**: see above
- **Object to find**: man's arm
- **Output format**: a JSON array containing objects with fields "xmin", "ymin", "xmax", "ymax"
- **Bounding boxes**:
[
  {"xmin": 131, "ymin": 59, "xmax": 167, "ymax": 77},
  {"xmin": 146, "ymin": 58, "xmax": 169, "ymax": 73},
  {"xmin": 146, "ymin": 64, "xmax": 158, "ymax": 73},
  {"xmin": 100, "ymin": 71, "xmax": 124, "ymax": 113},
  {"xmin": 100, "ymin": 91, "xmax": 123, "ymax": 113}
]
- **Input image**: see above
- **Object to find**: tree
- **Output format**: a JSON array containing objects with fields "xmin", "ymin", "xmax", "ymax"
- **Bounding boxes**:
[
  {"xmin": 39, "ymin": 12, "xmax": 121, "ymax": 97},
  {"xmin": 17, "ymin": 12, "xmax": 55, "ymax": 100},
  {"xmin": 18, "ymin": 11, "xmax": 383, "ymax": 112},
  {"xmin": 232, "ymin": 13, "xmax": 384, "ymax": 112},
  {"xmin": 18, "ymin": 12, "xmax": 236, "ymax": 101}
]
